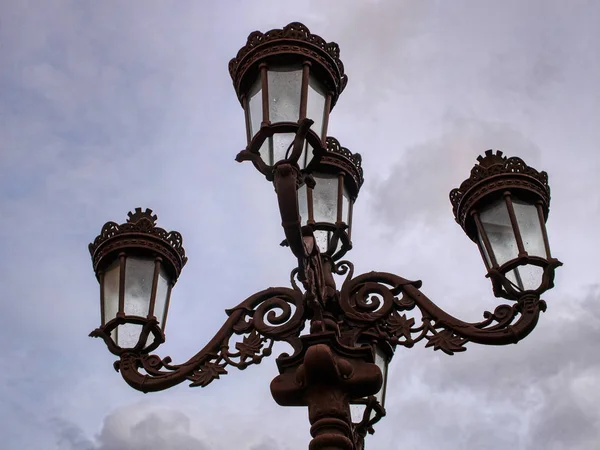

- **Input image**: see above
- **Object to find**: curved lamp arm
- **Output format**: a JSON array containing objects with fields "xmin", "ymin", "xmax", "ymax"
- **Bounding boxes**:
[
  {"xmin": 91, "ymin": 286, "xmax": 307, "ymax": 393},
  {"xmin": 335, "ymin": 261, "xmax": 548, "ymax": 355}
]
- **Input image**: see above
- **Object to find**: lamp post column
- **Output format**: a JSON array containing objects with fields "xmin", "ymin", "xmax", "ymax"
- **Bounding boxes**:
[
  {"xmin": 304, "ymin": 345, "xmax": 355, "ymax": 450},
  {"xmin": 271, "ymin": 334, "xmax": 382, "ymax": 450}
]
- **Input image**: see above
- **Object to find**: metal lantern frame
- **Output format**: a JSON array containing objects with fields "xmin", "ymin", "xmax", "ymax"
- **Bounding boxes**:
[
  {"xmin": 88, "ymin": 208, "xmax": 187, "ymax": 356},
  {"xmin": 88, "ymin": 23, "xmax": 562, "ymax": 450},
  {"xmin": 450, "ymin": 150, "xmax": 562, "ymax": 300}
]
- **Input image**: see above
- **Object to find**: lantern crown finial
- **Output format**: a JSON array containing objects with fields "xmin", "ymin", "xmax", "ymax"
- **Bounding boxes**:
[
  {"xmin": 127, "ymin": 207, "xmax": 158, "ymax": 225},
  {"xmin": 476, "ymin": 149, "xmax": 506, "ymax": 168}
]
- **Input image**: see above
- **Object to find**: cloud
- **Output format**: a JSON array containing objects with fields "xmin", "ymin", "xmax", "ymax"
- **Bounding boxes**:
[
  {"xmin": 379, "ymin": 285, "xmax": 600, "ymax": 450},
  {"xmin": 56, "ymin": 406, "xmax": 211, "ymax": 450},
  {"xmin": 370, "ymin": 116, "xmax": 542, "ymax": 231}
]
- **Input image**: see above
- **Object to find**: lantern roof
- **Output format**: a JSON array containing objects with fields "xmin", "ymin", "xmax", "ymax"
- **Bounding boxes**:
[
  {"xmin": 317, "ymin": 136, "xmax": 364, "ymax": 198},
  {"xmin": 450, "ymin": 150, "xmax": 551, "ymax": 238},
  {"xmin": 89, "ymin": 208, "xmax": 187, "ymax": 281},
  {"xmin": 229, "ymin": 22, "xmax": 348, "ymax": 108}
]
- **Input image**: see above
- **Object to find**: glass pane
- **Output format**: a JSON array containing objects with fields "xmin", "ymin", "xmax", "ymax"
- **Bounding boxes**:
[
  {"xmin": 247, "ymin": 76, "xmax": 262, "ymax": 138},
  {"xmin": 374, "ymin": 347, "xmax": 388, "ymax": 406},
  {"xmin": 342, "ymin": 186, "xmax": 350, "ymax": 225},
  {"xmin": 314, "ymin": 229, "xmax": 330, "ymax": 254},
  {"xmin": 124, "ymin": 257, "xmax": 154, "ymax": 317},
  {"xmin": 307, "ymin": 75, "xmax": 326, "ymax": 138},
  {"xmin": 118, "ymin": 323, "xmax": 155, "ymax": 349},
  {"xmin": 507, "ymin": 265, "xmax": 544, "ymax": 292},
  {"xmin": 268, "ymin": 66, "xmax": 302, "ymax": 123},
  {"xmin": 153, "ymin": 265, "xmax": 171, "ymax": 329},
  {"xmin": 300, "ymin": 142, "xmax": 313, "ymax": 170},
  {"xmin": 116, "ymin": 257, "xmax": 154, "ymax": 348},
  {"xmin": 479, "ymin": 198, "xmax": 518, "ymax": 267},
  {"xmin": 312, "ymin": 174, "xmax": 339, "ymax": 224},
  {"xmin": 102, "ymin": 260, "xmax": 120, "ymax": 342},
  {"xmin": 264, "ymin": 132, "xmax": 295, "ymax": 165},
  {"xmin": 350, "ymin": 404, "xmax": 366, "ymax": 424},
  {"xmin": 298, "ymin": 184, "xmax": 308, "ymax": 225},
  {"xmin": 512, "ymin": 198, "xmax": 546, "ymax": 258}
]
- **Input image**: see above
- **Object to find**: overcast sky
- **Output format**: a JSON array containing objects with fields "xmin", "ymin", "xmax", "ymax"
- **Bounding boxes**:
[{"xmin": 1, "ymin": 1, "xmax": 599, "ymax": 449}]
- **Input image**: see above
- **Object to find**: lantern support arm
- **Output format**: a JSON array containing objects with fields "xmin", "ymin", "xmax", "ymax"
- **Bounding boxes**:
[
  {"xmin": 102, "ymin": 286, "xmax": 307, "ymax": 393},
  {"xmin": 273, "ymin": 162, "xmax": 306, "ymax": 261},
  {"xmin": 335, "ymin": 261, "xmax": 548, "ymax": 355}
]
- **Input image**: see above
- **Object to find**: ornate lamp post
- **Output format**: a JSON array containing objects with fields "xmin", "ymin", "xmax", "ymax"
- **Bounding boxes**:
[{"xmin": 88, "ymin": 23, "xmax": 561, "ymax": 450}]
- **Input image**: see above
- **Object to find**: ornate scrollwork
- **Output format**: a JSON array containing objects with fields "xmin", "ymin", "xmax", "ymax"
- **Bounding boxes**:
[
  {"xmin": 112, "ymin": 287, "xmax": 307, "ymax": 393},
  {"xmin": 335, "ymin": 265, "xmax": 546, "ymax": 355}
]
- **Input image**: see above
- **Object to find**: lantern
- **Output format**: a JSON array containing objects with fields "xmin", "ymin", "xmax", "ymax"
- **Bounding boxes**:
[
  {"xmin": 229, "ymin": 22, "xmax": 347, "ymax": 173},
  {"xmin": 297, "ymin": 136, "xmax": 363, "ymax": 259},
  {"xmin": 450, "ymin": 150, "xmax": 561, "ymax": 299},
  {"xmin": 89, "ymin": 208, "xmax": 187, "ymax": 353},
  {"xmin": 350, "ymin": 341, "xmax": 392, "ymax": 425}
]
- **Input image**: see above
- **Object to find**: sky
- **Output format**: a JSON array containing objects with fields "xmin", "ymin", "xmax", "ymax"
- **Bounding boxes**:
[{"xmin": 1, "ymin": 0, "xmax": 599, "ymax": 449}]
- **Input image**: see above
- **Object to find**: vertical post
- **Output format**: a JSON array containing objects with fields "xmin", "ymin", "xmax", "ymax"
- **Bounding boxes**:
[
  {"xmin": 271, "ymin": 341, "xmax": 382, "ymax": 450},
  {"xmin": 306, "ymin": 386, "xmax": 354, "ymax": 450}
]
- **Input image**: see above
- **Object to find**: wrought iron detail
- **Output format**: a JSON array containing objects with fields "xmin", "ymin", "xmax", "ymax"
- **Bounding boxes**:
[
  {"xmin": 88, "ymin": 208, "xmax": 187, "ymax": 279},
  {"xmin": 107, "ymin": 287, "xmax": 306, "ymax": 392},
  {"xmin": 450, "ymin": 150, "xmax": 551, "ymax": 233},
  {"xmin": 321, "ymin": 136, "xmax": 364, "ymax": 193},
  {"xmin": 334, "ymin": 261, "xmax": 546, "ymax": 355},
  {"xmin": 229, "ymin": 22, "xmax": 347, "ymax": 107}
]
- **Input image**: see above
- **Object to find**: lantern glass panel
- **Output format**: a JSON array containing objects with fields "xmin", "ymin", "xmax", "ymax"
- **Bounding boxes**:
[
  {"xmin": 247, "ymin": 76, "xmax": 262, "ymax": 138},
  {"xmin": 118, "ymin": 256, "xmax": 155, "ymax": 348},
  {"xmin": 307, "ymin": 75, "xmax": 326, "ymax": 138},
  {"xmin": 512, "ymin": 197, "xmax": 546, "ymax": 257},
  {"xmin": 314, "ymin": 229, "xmax": 330, "ymax": 254},
  {"xmin": 342, "ymin": 187, "xmax": 351, "ymax": 225},
  {"xmin": 260, "ymin": 133, "xmax": 296, "ymax": 166},
  {"xmin": 102, "ymin": 260, "xmax": 120, "ymax": 343},
  {"xmin": 299, "ymin": 76, "xmax": 327, "ymax": 169},
  {"xmin": 298, "ymin": 183, "xmax": 308, "ymax": 223},
  {"xmin": 268, "ymin": 65, "xmax": 302, "ymax": 123},
  {"xmin": 374, "ymin": 346, "xmax": 389, "ymax": 406},
  {"xmin": 152, "ymin": 266, "xmax": 171, "ymax": 328},
  {"xmin": 123, "ymin": 257, "xmax": 154, "ymax": 317},
  {"xmin": 312, "ymin": 174, "xmax": 338, "ymax": 224},
  {"xmin": 506, "ymin": 265, "xmax": 544, "ymax": 292},
  {"xmin": 479, "ymin": 198, "xmax": 518, "ymax": 267},
  {"xmin": 349, "ymin": 345, "xmax": 389, "ymax": 424}
]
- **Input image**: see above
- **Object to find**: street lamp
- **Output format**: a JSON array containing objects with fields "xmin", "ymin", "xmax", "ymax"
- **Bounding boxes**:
[{"xmin": 88, "ymin": 22, "xmax": 561, "ymax": 450}]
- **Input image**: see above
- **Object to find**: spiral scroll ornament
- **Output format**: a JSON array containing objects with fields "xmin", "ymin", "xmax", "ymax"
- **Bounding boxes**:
[
  {"xmin": 114, "ymin": 287, "xmax": 307, "ymax": 393},
  {"xmin": 335, "ymin": 261, "xmax": 546, "ymax": 355}
]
